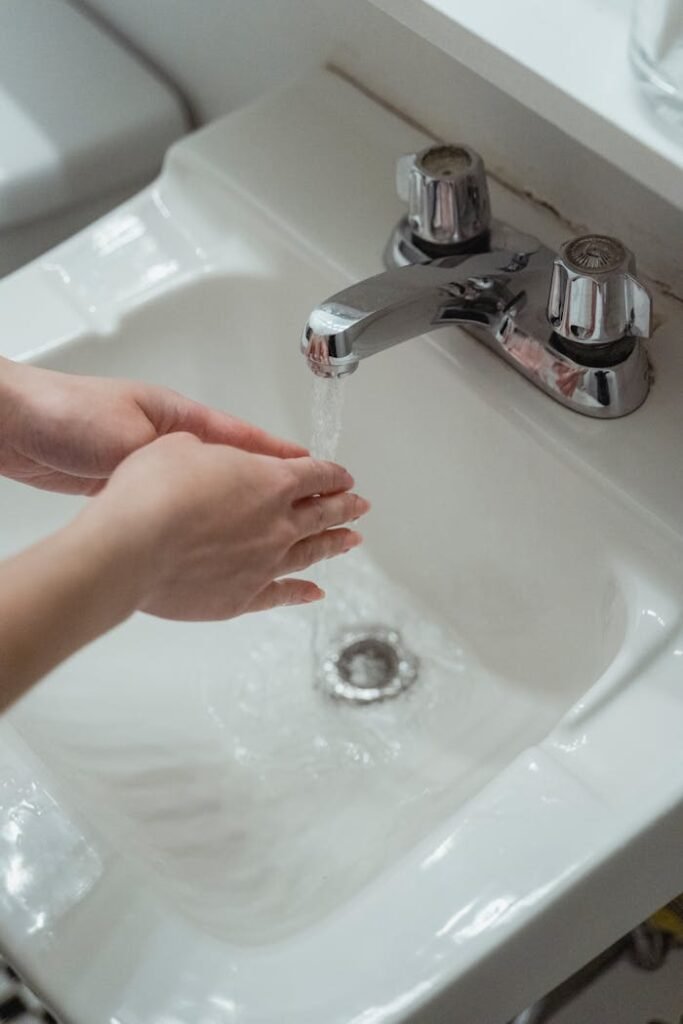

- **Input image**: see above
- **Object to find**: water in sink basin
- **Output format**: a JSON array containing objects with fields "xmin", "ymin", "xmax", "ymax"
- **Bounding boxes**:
[
  {"xmin": 3, "ymin": 273, "xmax": 636, "ymax": 947},
  {"xmin": 12, "ymin": 543, "xmax": 599, "ymax": 946}
]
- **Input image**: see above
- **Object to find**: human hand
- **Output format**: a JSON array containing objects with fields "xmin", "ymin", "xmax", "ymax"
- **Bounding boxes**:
[
  {"xmin": 0, "ymin": 357, "xmax": 306, "ymax": 494},
  {"xmin": 81, "ymin": 434, "xmax": 369, "ymax": 619}
]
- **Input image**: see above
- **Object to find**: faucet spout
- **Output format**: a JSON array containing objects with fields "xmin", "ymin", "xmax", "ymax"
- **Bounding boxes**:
[
  {"xmin": 301, "ymin": 235, "xmax": 652, "ymax": 417},
  {"xmin": 301, "ymin": 249, "xmax": 536, "ymax": 379}
]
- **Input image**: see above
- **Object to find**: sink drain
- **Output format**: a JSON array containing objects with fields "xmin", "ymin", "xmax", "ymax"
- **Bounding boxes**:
[{"xmin": 319, "ymin": 625, "xmax": 419, "ymax": 703}]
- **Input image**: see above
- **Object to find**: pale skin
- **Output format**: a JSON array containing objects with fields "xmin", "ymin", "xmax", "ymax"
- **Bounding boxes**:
[{"xmin": 0, "ymin": 356, "xmax": 370, "ymax": 712}]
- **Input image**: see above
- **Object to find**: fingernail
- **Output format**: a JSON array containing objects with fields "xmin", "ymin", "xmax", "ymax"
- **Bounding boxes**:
[
  {"xmin": 342, "ymin": 532, "xmax": 363, "ymax": 553},
  {"xmin": 304, "ymin": 588, "xmax": 325, "ymax": 603}
]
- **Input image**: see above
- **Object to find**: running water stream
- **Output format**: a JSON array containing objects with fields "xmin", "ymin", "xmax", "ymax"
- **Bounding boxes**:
[
  {"xmin": 310, "ymin": 375, "xmax": 346, "ymax": 463},
  {"xmin": 309, "ymin": 376, "xmax": 347, "ymax": 679},
  {"xmin": 308, "ymin": 377, "xmax": 421, "ymax": 701}
]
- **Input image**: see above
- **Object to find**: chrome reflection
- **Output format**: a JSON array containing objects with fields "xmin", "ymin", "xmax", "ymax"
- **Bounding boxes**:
[
  {"xmin": 301, "ymin": 242, "xmax": 651, "ymax": 415},
  {"xmin": 301, "ymin": 141, "xmax": 653, "ymax": 417}
]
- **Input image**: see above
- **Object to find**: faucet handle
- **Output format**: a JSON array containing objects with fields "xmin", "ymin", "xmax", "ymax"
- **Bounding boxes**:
[
  {"xmin": 396, "ymin": 144, "xmax": 491, "ymax": 250},
  {"xmin": 547, "ymin": 235, "xmax": 652, "ymax": 345}
]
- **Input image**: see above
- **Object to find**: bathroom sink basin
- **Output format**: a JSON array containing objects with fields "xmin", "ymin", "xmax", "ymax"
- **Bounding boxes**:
[{"xmin": 1, "ymin": 72, "xmax": 683, "ymax": 1024}]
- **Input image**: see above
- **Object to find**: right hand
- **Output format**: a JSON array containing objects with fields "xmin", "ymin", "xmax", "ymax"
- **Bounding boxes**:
[{"xmin": 81, "ymin": 433, "xmax": 369, "ymax": 621}]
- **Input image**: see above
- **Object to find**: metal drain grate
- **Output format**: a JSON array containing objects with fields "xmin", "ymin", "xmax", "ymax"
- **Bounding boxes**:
[{"xmin": 318, "ymin": 625, "xmax": 419, "ymax": 703}]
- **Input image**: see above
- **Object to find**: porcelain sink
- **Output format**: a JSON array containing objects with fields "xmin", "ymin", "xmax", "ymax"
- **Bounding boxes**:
[{"xmin": 1, "ymin": 72, "xmax": 683, "ymax": 1024}]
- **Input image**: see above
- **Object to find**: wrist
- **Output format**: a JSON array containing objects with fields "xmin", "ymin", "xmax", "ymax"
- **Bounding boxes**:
[
  {"xmin": 0, "ymin": 356, "xmax": 31, "ymax": 431},
  {"xmin": 65, "ymin": 499, "xmax": 155, "ymax": 628},
  {"xmin": 72, "ymin": 483, "xmax": 167, "ymax": 620}
]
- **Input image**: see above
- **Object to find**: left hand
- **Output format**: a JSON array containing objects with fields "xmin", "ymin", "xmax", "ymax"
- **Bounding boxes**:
[{"xmin": 0, "ymin": 357, "xmax": 307, "ymax": 494}]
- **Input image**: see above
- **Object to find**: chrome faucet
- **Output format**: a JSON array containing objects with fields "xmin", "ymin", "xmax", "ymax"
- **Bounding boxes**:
[{"xmin": 302, "ymin": 144, "xmax": 653, "ymax": 418}]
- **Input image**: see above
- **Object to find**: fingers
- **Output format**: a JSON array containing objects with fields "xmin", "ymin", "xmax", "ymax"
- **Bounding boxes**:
[
  {"xmin": 245, "ymin": 578, "xmax": 325, "ymax": 613},
  {"xmin": 279, "ymin": 528, "xmax": 362, "ymax": 574},
  {"xmin": 293, "ymin": 492, "xmax": 370, "ymax": 536},
  {"xmin": 287, "ymin": 457, "xmax": 355, "ymax": 498},
  {"xmin": 143, "ymin": 387, "xmax": 309, "ymax": 458},
  {"xmin": 205, "ymin": 413, "xmax": 308, "ymax": 459}
]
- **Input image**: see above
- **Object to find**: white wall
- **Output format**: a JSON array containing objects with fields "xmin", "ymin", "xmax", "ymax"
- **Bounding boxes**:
[{"xmin": 79, "ymin": 0, "xmax": 683, "ymax": 296}]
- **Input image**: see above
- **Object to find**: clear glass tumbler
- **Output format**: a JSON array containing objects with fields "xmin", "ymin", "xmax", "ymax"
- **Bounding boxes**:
[{"xmin": 630, "ymin": 0, "xmax": 683, "ymax": 123}]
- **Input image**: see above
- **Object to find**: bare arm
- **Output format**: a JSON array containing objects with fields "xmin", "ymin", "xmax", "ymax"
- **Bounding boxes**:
[{"xmin": 0, "ymin": 512, "xmax": 142, "ymax": 712}]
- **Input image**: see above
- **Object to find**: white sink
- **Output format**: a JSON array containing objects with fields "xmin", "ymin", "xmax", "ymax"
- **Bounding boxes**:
[{"xmin": 1, "ymin": 71, "xmax": 683, "ymax": 1024}]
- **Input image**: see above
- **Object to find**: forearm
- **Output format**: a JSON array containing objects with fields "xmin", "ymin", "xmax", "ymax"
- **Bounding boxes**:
[
  {"xmin": 0, "ymin": 354, "xmax": 25, "ymax": 420},
  {"xmin": 0, "ymin": 354, "xmax": 26, "ymax": 394},
  {"xmin": 0, "ymin": 354, "xmax": 16, "ymax": 378},
  {"xmin": 0, "ymin": 511, "xmax": 144, "ymax": 712},
  {"xmin": 0, "ymin": 355, "xmax": 36, "ymax": 478}
]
